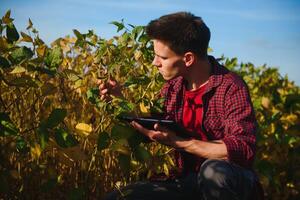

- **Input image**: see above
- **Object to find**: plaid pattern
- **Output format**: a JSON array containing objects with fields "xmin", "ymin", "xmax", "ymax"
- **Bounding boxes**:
[{"xmin": 160, "ymin": 56, "xmax": 257, "ymax": 173}]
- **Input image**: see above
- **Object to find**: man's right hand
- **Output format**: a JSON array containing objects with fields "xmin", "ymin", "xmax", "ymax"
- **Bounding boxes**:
[{"xmin": 97, "ymin": 79, "xmax": 123, "ymax": 102}]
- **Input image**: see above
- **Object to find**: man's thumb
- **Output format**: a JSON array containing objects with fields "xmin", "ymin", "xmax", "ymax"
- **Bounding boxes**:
[
  {"xmin": 108, "ymin": 79, "xmax": 117, "ymax": 86},
  {"xmin": 154, "ymin": 123, "xmax": 167, "ymax": 132}
]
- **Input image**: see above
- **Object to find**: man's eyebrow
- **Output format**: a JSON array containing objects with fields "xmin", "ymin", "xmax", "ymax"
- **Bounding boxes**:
[{"xmin": 154, "ymin": 53, "xmax": 167, "ymax": 59}]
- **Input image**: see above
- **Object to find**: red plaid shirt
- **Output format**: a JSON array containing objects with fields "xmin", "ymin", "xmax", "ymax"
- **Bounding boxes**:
[{"xmin": 160, "ymin": 56, "xmax": 257, "ymax": 174}]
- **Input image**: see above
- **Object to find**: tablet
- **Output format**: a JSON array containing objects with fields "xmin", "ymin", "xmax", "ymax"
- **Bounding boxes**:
[{"xmin": 117, "ymin": 116, "xmax": 193, "ymax": 138}]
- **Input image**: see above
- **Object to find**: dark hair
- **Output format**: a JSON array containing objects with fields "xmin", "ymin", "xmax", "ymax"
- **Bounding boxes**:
[{"xmin": 146, "ymin": 12, "xmax": 210, "ymax": 58}]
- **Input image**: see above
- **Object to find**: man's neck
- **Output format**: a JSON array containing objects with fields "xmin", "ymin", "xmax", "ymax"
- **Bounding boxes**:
[{"xmin": 183, "ymin": 57, "xmax": 211, "ymax": 91}]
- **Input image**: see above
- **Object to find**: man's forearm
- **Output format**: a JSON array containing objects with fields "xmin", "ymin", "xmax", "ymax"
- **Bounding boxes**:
[{"xmin": 175, "ymin": 138, "xmax": 228, "ymax": 160}]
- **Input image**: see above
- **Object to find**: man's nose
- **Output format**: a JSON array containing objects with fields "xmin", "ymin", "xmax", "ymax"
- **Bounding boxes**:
[{"xmin": 152, "ymin": 56, "xmax": 160, "ymax": 67}]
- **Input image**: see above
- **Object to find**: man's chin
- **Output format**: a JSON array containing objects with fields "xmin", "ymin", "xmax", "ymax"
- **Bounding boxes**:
[{"xmin": 162, "ymin": 75, "xmax": 179, "ymax": 81}]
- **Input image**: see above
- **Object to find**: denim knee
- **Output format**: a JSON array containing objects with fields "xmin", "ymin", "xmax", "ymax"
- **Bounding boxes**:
[{"xmin": 198, "ymin": 159, "xmax": 236, "ymax": 189}]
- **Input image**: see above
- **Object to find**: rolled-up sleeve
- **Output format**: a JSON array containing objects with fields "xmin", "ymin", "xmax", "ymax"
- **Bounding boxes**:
[{"xmin": 222, "ymin": 81, "xmax": 257, "ymax": 168}]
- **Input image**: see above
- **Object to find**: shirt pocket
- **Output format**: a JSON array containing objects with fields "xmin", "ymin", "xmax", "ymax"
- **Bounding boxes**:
[{"xmin": 203, "ymin": 116, "xmax": 224, "ymax": 139}]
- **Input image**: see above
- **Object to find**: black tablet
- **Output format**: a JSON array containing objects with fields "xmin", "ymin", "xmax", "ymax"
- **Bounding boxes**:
[{"xmin": 117, "ymin": 116, "xmax": 193, "ymax": 138}]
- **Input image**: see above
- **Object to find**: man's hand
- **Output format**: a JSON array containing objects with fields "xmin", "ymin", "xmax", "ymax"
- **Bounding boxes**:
[
  {"xmin": 130, "ymin": 121, "xmax": 187, "ymax": 148},
  {"xmin": 131, "ymin": 121, "xmax": 228, "ymax": 160},
  {"xmin": 97, "ymin": 79, "xmax": 123, "ymax": 102}
]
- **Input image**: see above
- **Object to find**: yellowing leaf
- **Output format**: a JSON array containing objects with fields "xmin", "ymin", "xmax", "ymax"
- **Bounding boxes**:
[
  {"xmin": 134, "ymin": 50, "xmax": 142, "ymax": 60},
  {"xmin": 26, "ymin": 18, "xmax": 33, "ymax": 30},
  {"xmin": 2, "ymin": 10, "xmax": 13, "ymax": 24},
  {"xmin": 36, "ymin": 45, "xmax": 46, "ymax": 57},
  {"xmin": 21, "ymin": 32, "xmax": 33, "ymax": 42},
  {"xmin": 261, "ymin": 97, "xmax": 271, "ymax": 109},
  {"xmin": 30, "ymin": 143, "xmax": 42, "ymax": 160},
  {"xmin": 75, "ymin": 123, "xmax": 92, "ymax": 136},
  {"xmin": 10, "ymin": 66, "xmax": 26, "ymax": 74},
  {"xmin": 163, "ymin": 163, "xmax": 169, "ymax": 176},
  {"xmin": 139, "ymin": 102, "xmax": 149, "ymax": 113}
]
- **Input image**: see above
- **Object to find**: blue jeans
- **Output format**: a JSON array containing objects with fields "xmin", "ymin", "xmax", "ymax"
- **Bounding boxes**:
[{"xmin": 104, "ymin": 159, "xmax": 262, "ymax": 200}]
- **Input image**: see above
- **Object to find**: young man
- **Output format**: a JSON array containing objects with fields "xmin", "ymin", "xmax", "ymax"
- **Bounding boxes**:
[{"xmin": 102, "ymin": 12, "xmax": 263, "ymax": 200}]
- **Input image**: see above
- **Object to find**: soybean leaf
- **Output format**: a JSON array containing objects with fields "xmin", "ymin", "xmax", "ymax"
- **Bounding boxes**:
[
  {"xmin": 0, "ymin": 112, "xmax": 18, "ymax": 136},
  {"xmin": 20, "ymin": 31, "xmax": 33, "ymax": 42},
  {"xmin": 118, "ymin": 154, "xmax": 131, "ymax": 174},
  {"xmin": 134, "ymin": 145, "xmax": 151, "ymax": 162},
  {"xmin": 45, "ymin": 46, "xmax": 62, "ymax": 69},
  {"xmin": 111, "ymin": 140, "xmax": 130, "ymax": 155},
  {"xmin": 111, "ymin": 124, "xmax": 135, "ymax": 140},
  {"xmin": 46, "ymin": 108, "xmax": 67, "ymax": 128},
  {"xmin": 12, "ymin": 75, "xmax": 38, "ymax": 88},
  {"xmin": 6, "ymin": 23, "xmax": 19, "ymax": 43},
  {"xmin": 110, "ymin": 21, "xmax": 125, "ymax": 32},
  {"xmin": 16, "ymin": 136, "xmax": 29, "ymax": 153},
  {"xmin": 86, "ymin": 87, "xmax": 100, "ymax": 104},
  {"xmin": 97, "ymin": 132, "xmax": 110, "ymax": 150},
  {"xmin": 2, "ymin": 10, "xmax": 12, "ymax": 24},
  {"xmin": 10, "ymin": 46, "xmax": 33, "ymax": 64},
  {"xmin": 0, "ymin": 56, "xmax": 10, "ymax": 68},
  {"xmin": 54, "ymin": 128, "xmax": 78, "ymax": 148},
  {"xmin": 37, "ymin": 121, "xmax": 49, "ymax": 149}
]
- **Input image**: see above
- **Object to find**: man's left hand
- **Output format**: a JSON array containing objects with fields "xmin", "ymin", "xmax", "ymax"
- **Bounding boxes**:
[{"xmin": 130, "ymin": 121, "xmax": 185, "ymax": 148}]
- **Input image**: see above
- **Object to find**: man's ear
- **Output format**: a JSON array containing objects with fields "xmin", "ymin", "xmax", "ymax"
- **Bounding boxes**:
[{"xmin": 183, "ymin": 52, "xmax": 195, "ymax": 67}]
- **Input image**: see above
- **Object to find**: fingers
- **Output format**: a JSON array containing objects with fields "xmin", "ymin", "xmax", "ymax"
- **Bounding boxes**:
[
  {"xmin": 154, "ymin": 123, "xmax": 168, "ymax": 132},
  {"xmin": 131, "ymin": 121, "xmax": 156, "ymax": 141},
  {"xmin": 108, "ymin": 79, "xmax": 117, "ymax": 87},
  {"xmin": 131, "ymin": 121, "xmax": 148, "ymax": 135},
  {"xmin": 97, "ymin": 79, "xmax": 118, "ymax": 101}
]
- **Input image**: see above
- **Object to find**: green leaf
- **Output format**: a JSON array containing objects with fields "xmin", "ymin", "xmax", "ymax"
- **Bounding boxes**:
[
  {"xmin": 0, "ymin": 56, "xmax": 10, "ymax": 68},
  {"xmin": 111, "ymin": 124, "xmax": 135, "ymax": 140},
  {"xmin": 285, "ymin": 94, "xmax": 300, "ymax": 111},
  {"xmin": 86, "ymin": 87, "xmax": 100, "ymax": 104},
  {"xmin": 124, "ymin": 76, "xmax": 151, "ymax": 87},
  {"xmin": 16, "ymin": 136, "xmax": 29, "ymax": 153},
  {"xmin": 45, "ymin": 46, "xmax": 62, "ymax": 69},
  {"xmin": 118, "ymin": 154, "xmax": 131, "ymax": 174},
  {"xmin": 26, "ymin": 18, "xmax": 33, "ymax": 30},
  {"xmin": 6, "ymin": 23, "xmax": 19, "ymax": 43},
  {"xmin": 12, "ymin": 75, "xmax": 38, "ymax": 88},
  {"xmin": 0, "ymin": 112, "xmax": 18, "ymax": 136},
  {"xmin": 97, "ymin": 132, "xmax": 110, "ymax": 150},
  {"xmin": 134, "ymin": 145, "xmax": 151, "ymax": 162},
  {"xmin": 132, "ymin": 26, "xmax": 144, "ymax": 40},
  {"xmin": 46, "ymin": 108, "xmax": 67, "ymax": 128},
  {"xmin": 73, "ymin": 29, "xmax": 84, "ymax": 40},
  {"xmin": 110, "ymin": 21, "xmax": 125, "ymax": 32},
  {"xmin": 271, "ymin": 111, "xmax": 282, "ymax": 122},
  {"xmin": 128, "ymin": 132, "xmax": 149, "ymax": 148},
  {"xmin": 54, "ymin": 128, "xmax": 78, "ymax": 148},
  {"xmin": 10, "ymin": 46, "xmax": 33, "ymax": 64},
  {"xmin": 37, "ymin": 121, "xmax": 49, "ymax": 149},
  {"xmin": 111, "ymin": 140, "xmax": 131, "ymax": 155}
]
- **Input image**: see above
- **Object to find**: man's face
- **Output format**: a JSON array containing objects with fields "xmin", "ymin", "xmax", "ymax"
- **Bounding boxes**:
[{"xmin": 152, "ymin": 39, "xmax": 185, "ymax": 80}]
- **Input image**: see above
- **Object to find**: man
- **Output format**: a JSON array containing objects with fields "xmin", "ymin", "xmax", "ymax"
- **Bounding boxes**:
[{"xmin": 101, "ymin": 12, "xmax": 263, "ymax": 200}]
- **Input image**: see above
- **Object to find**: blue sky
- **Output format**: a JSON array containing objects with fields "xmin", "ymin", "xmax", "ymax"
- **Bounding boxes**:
[{"xmin": 1, "ymin": 0, "xmax": 300, "ymax": 85}]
